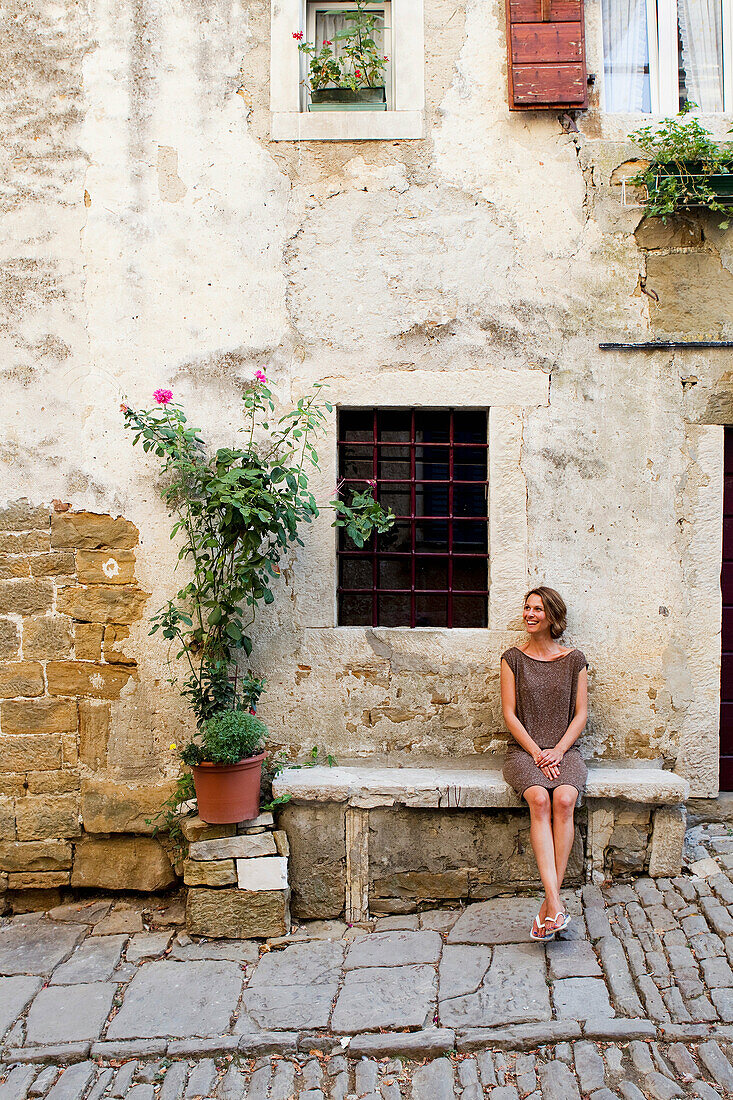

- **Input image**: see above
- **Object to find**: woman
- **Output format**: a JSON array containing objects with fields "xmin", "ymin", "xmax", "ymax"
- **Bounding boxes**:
[{"xmin": 500, "ymin": 586, "xmax": 588, "ymax": 942}]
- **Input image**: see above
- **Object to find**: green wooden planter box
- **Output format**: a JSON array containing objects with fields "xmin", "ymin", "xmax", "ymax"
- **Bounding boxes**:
[
  {"xmin": 308, "ymin": 87, "xmax": 387, "ymax": 112},
  {"xmin": 653, "ymin": 164, "xmax": 733, "ymax": 205}
]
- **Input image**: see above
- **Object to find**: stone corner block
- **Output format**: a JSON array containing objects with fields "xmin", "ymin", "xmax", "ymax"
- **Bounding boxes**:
[
  {"xmin": 236, "ymin": 855, "xmax": 288, "ymax": 891},
  {"xmin": 186, "ymin": 887, "xmax": 290, "ymax": 938}
]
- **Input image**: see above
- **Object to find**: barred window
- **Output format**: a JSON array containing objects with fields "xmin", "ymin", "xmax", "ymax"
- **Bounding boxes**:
[{"xmin": 337, "ymin": 408, "xmax": 489, "ymax": 627}]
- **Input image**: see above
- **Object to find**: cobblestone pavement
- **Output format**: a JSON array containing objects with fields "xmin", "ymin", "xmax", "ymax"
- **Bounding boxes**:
[{"xmin": 5, "ymin": 821, "xmax": 733, "ymax": 1096}]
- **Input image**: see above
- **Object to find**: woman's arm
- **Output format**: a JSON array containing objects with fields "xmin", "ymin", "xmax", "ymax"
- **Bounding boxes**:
[
  {"xmin": 501, "ymin": 658, "xmax": 549, "ymax": 769},
  {"xmin": 536, "ymin": 668, "xmax": 588, "ymax": 769}
]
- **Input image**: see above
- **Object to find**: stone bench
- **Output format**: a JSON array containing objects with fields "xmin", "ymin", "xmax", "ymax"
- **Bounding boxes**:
[{"xmin": 273, "ymin": 763, "xmax": 689, "ymax": 920}]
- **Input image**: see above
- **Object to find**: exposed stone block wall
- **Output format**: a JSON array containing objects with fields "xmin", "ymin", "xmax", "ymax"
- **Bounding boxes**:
[{"xmin": 0, "ymin": 500, "xmax": 176, "ymax": 912}]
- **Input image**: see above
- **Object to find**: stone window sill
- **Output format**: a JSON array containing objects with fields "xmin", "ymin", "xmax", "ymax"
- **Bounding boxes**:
[{"xmin": 270, "ymin": 111, "xmax": 424, "ymax": 141}]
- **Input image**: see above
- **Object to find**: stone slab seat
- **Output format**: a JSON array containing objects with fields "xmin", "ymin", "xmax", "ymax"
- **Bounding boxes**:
[
  {"xmin": 273, "ymin": 763, "xmax": 690, "ymax": 918},
  {"xmin": 272, "ymin": 763, "xmax": 689, "ymax": 810}
]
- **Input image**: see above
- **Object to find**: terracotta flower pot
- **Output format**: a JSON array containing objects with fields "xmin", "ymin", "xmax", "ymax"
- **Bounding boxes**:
[{"xmin": 192, "ymin": 752, "xmax": 265, "ymax": 824}]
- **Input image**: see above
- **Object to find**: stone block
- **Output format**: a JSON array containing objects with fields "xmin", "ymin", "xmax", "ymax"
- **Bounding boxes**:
[
  {"xmin": 0, "ymin": 501, "xmax": 49, "ymax": 532},
  {"xmin": 0, "ymin": 734, "xmax": 62, "ymax": 771},
  {"xmin": 279, "ymin": 802, "xmax": 346, "ymax": 919},
  {"xmin": 51, "ymin": 512, "xmax": 139, "ymax": 550},
  {"xmin": 0, "ymin": 839, "xmax": 73, "ymax": 871},
  {"xmin": 634, "ymin": 215, "xmax": 702, "ymax": 250},
  {"xmin": 80, "ymin": 778, "xmax": 177, "ymax": 835},
  {"xmin": 0, "ymin": 533, "xmax": 50, "ymax": 553},
  {"xmin": 0, "ymin": 775, "xmax": 25, "ymax": 796},
  {"xmin": 8, "ymin": 870, "xmax": 71, "ymax": 889},
  {"xmin": 71, "ymin": 835, "xmax": 176, "ymax": 890},
  {"xmin": 27, "ymin": 770, "xmax": 81, "ymax": 794},
  {"xmin": 16, "ymin": 794, "xmax": 80, "ymax": 840},
  {"xmin": 0, "ymin": 553, "xmax": 30, "ymax": 579},
  {"xmin": 646, "ymin": 251, "xmax": 733, "ymax": 335},
  {"xmin": 238, "ymin": 812, "xmax": 274, "ymax": 831},
  {"xmin": 2, "ymin": 698, "xmax": 78, "ymax": 735},
  {"xmin": 649, "ymin": 804, "xmax": 686, "ymax": 877},
  {"xmin": 236, "ymin": 855, "xmax": 288, "ymax": 891},
  {"xmin": 30, "ymin": 551, "xmax": 75, "ymax": 578},
  {"xmin": 47, "ymin": 661, "xmax": 136, "ymax": 699},
  {"xmin": 273, "ymin": 830, "xmax": 290, "ymax": 856},
  {"xmin": 180, "ymin": 815, "xmax": 237, "ymax": 843},
  {"xmin": 23, "ymin": 616, "xmax": 73, "ymax": 659},
  {"xmin": 189, "ymin": 833, "xmax": 277, "ymax": 860},
  {"xmin": 0, "ymin": 796, "xmax": 15, "ymax": 840},
  {"xmin": 10, "ymin": 888, "xmax": 63, "ymax": 912},
  {"xmin": 76, "ymin": 551, "xmax": 136, "ymax": 586},
  {"xmin": 0, "ymin": 580, "xmax": 53, "ymax": 616},
  {"xmin": 186, "ymin": 887, "xmax": 290, "ymax": 938},
  {"xmin": 25, "ymin": 982, "xmax": 116, "ymax": 1044},
  {"xmin": 103, "ymin": 625, "xmax": 134, "ymax": 664},
  {"xmin": 56, "ymin": 585, "xmax": 147, "ymax": 624},
  {"xmin": 74, "ymin": 623, "xmax": 104, "ymax": 660},
  {"xmin": 183, "ymin": 858, "xmax": 237, "ymax": 886},
  {"xmin": 62, "ymin": 732, "xmax": 78, "ymax": 767},
  {"xmin": 78, "ymin": 700, "xmax": 109, "ymax": 770},
  {"xmin": 0, "ymin": 661, "xmax": 44, "ymax": 697},
  {"xmin": 373, "ymin": 869, "xmax": 470, "ymax": 899},
  {"xmin": 0, "ymin": 618, "xmax": 20, "ymax": 659}
]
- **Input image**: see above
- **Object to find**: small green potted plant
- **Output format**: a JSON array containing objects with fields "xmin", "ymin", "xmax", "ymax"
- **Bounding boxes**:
[
  {"xmin": 180, "ymin": 708, "xmax": 267, "ymax": 824},
  {"xmin": 629, "ymin": 107, "xmax": 733, "ymax": 224},
  {"xmin": 293, "ymin": 0, "xmax": 389, "ymax": 112}
]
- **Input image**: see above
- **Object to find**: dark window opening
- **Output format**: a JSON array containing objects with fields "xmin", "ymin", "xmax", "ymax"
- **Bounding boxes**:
[{"xmin": 337, "ymin": 408, "xmax": 489, "ymax": 627}]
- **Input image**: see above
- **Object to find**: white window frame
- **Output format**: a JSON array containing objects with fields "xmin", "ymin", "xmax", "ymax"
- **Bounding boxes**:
[
  {"xmin": 270, "ymin": 0, "xmax": 424, "ymax": 140},
  {"xmin": 304, "ymin": 0, "xmax": 394, "ymax": 112},
  {"xmin": 606, "ymin": 0, "xmax": 733, "ymax": 113}
]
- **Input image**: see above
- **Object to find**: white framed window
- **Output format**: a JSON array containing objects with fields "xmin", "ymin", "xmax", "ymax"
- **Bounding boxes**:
[
  {"xmin": 302, "ymin": 0, "xmax": 394, "ymax": 111},
  {"xmin": 602, "ymin": 0, "xmax": 733, "ymax": 112},
  {"xmin": 270, "ymin": 0, "xmax": 424, "ymax": 140}
]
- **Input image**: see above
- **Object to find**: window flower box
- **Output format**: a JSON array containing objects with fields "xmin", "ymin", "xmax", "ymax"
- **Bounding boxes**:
[{"xmin": 309, "ymin": 86, "xmax": 386, "ymax": 111}]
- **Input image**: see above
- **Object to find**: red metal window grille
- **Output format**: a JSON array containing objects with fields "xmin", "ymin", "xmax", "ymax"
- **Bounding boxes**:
[{"xmin": 337, "ymin": 408, "xmax": 489, "ymax": 627}]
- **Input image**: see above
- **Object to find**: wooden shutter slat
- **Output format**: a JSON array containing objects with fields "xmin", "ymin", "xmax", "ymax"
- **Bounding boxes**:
[
  {"xmin": 510, "ymin": 0, "xmax": 582, "ymax": 22},
  {"xmin": 507, "ymin": 0, "xmax": 588, "ymax": 109},
  {"xmin": 511, "ymin": 23, "xmax": 583, "ymax": 63}
]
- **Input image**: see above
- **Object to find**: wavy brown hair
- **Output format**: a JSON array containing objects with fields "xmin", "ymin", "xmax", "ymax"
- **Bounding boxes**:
[{"xmin": 524, "ymin": 586, "xmax": 567, "ymax": 640}]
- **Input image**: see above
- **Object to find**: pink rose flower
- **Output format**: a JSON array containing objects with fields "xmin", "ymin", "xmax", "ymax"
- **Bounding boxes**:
[
  {"xmin": 255, "ymin": 369, "xmax": 267, "ymax": 383},
  {"xmin": 153, "ymin": 389, "xmax": 173, "ymax": 405}
]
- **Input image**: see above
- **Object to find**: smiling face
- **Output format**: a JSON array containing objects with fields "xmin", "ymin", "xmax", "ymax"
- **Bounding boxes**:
[{"xmin": 523, "ymin": 593, "xmax": 549, "ymax": 637}]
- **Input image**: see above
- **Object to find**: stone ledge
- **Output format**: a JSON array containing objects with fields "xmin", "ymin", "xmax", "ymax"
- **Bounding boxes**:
[
  {"xmin": 273, "ymin": 763, "xmax": 690, "ymax": 809},
  {"xmin": 456, "ymin": 1020, "xmax": 582, "ymax": 1052},
  {"xmin": 3, "ymin": 1042, "xmax": 91, "ymax": 1064},
  {"xmin": 348, "ymin": 1028, "xmax": 455, "ymax": 1058},
  {"xmin": 90, "ymin": 1039, "xmax": 168, "ymax": 1060}
]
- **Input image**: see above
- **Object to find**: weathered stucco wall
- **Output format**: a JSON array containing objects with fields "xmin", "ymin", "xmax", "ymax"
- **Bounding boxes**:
[{"xmin": 0, "ymin": 0, "xmax": 727, "ymax": 906}]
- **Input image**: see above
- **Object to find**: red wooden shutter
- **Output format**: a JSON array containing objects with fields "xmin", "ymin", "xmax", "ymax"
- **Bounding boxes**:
[{"xmin": 507, "ymin": 0, "xmax": 588, "ymax": 110}]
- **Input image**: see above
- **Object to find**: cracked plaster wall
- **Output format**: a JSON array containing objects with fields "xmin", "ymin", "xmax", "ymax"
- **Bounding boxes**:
[{"xmin": 0, "ymin": 0, "xmax": 725, "ymax": 797}]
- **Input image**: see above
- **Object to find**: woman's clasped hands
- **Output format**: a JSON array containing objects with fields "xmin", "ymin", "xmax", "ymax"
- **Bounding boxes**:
[{"xmin": 534, "ymin": 746, "xmax": 564, "ymax": 781}]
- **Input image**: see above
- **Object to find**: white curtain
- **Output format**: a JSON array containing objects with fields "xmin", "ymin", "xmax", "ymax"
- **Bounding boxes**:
[
  {"xmin": 602, "ymin": 0, "xmax": 652, "ymax": 111},
  {"xmin": 679, "ymin": 0, "xmax": 724, "ymax": 111}
]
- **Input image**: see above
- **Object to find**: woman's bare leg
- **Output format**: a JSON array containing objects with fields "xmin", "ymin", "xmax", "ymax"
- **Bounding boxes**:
[
  {"xmin": 549, "ymin": 785, "xmax": 578, "ymax": 920},
  {"xmin": 524, "ymin": 786, "xmax": 561, "ymax": 924}
]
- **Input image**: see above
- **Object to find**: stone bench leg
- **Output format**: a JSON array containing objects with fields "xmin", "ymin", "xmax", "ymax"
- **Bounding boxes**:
[
  {"xmin": 585, "ymin": 799, "xmax": 615, "ymax": 883},
  {"xmin": 648, "ymin": 803, "xmax": 686, "ymax": 877},
  {"xmin": 345, "ymin": 806, "xmax": 370, "ymax": 922}
]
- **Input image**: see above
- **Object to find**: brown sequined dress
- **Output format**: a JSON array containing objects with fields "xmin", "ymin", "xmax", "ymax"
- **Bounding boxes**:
[{"xmin": 501, "ymin": 646, "xmax": 588, "ymax": 797}]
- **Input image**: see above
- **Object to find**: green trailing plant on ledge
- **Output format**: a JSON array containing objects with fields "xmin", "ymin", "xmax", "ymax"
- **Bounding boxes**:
[
  {"xmin": 629, "ymin": 106, "xmax": 733, "ymax": 225},
  {"xmin": 121, "ymin": 377, "xmax": 394, "ymax": 727}
]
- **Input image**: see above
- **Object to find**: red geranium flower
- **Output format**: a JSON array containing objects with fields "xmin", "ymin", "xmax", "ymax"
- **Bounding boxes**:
[{"xmin": 292, "ymin": 30, "xmax": 303, "ymax": 39}]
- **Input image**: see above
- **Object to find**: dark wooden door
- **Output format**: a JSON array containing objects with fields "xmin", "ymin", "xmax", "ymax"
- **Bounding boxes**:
[{"xmin": 721, "ymin": 426, "xmax": 733, "ymax": 789}]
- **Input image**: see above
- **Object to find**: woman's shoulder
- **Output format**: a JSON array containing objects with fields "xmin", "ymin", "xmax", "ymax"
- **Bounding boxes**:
[
  {"xmin": 572, "ymin": 648, "xmax": 588, "ymax": 669},
  {"xmin": 501, "ymin": 646, "xmax": 519, "ymax": 668}
]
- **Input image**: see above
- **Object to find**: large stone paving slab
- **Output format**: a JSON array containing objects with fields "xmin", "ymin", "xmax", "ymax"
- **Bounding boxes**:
[
  {"xmin": 0, "ymin": 918, "xmax": 85, "ymax": 976},
  {"xmin": 331, "ymin": 963, "xmax": 436, "ymax": 1033},
  {"xmin": 0, "ymin": 976, "xmax": 42, "ymax": 1040},
  {"xmin": 247, "ymin": 941, "xmax": 344, "ymax": 986},
  {"xmin": 438, "ymin": 945, "xmax": 492, "ymax": 1000},
  {"xmin": 447, "ymin": 898, "xmax": 545, "ymax": 944},
  {"xmin": 439, "ymin": 943, "xmax": 551, "ymax": 1028},
  {"xmin": 107, "ymin": 961, "xmax": 244, "ymax": 1039},
  {"xmin": 344, "ymin": 931, "xmax": 442, "ymax": 969},
  {"xmin": 239, "ymin": 983, "xmax": 338, "ymax": 1031},
  {"xmin": 546, "ymin": 939, "xmax": 603, "ymax": 980},
  {"xmin": 552, "ymin": 977, "xmax": 614, "ymax": 1020},
  {"xmin": 50, "ymin": 935, "xmax": 127, "ymax": 985},
  {"xmin": 25, "ymin": 982, "xmax": 117, "ymax": 1044}
]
